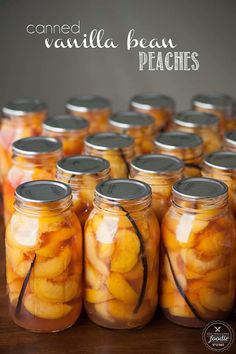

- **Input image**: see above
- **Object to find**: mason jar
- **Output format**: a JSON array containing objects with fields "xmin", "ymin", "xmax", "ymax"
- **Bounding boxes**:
[
  {"xmin": 223, "ymin": 130, "xmax": 236, "ymax": 151},
  {"xmin": 0, "ymin": 98, "xmax": 47, "ymax": 179},
  {"xmin": 5, "ymin": 180, "xmax": 83, "ymax": 332},
  {"xmin": 202, "ymin": 151, "xmax": 236, "ymax": 219},
  {"xmin": 84, "ymin": 179, "xmax": 160, "ymax": 329},
  {"xmin": 171, "ymin": 111, "xmax": 221, "ymax": 154},
  {"xmin": 3, "ymin": 136, "xmax": 62, "ymax": 225},
  {"xmin": 108, "ymin": 112, "xmax": 155, "ymax": 154},
  {"xmin": 84, "ymin": 132, "xmax": 135, "ymax": 178},
  {"xmin": 154, "ymin": 132, "xmax": 204, "ymax": 177},
  {"xmin": 191, "ymin": 92, "xmax": 236, "ymax": 132},
  {"xmin": 160, "ymin": 177, "xmax": 236, "ymax": 328},
  {"xmin": 65, "ymin": 95, "xmax": 111, "ymax": 133},
  {"xmin": 129, "ymin": 93, "xmax": 175, "ymax": 131},
  {"xmin": 130, "ymin": 154, "xmax": 184, "ymax": 222},
  {"xmin": 56, "ymin": 155, "xmax": 110, "ymax": 227},
  {"xmin": 43, "ymin": 115, "xmax": 89, "ymax": 156}
]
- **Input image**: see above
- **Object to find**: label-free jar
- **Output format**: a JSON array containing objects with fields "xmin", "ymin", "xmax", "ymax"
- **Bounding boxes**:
[
  {"xmin": 84, "ymin": 179, "xmax": 160, "ymax": 329},
  {"xmin": 202, "ymin": 151, "xmax": 236, "ymax": 218},
  {"xmin": 171, "ymin": 111, "xmax": 221, "ymax": 154},
  {"xmin": 57, "ymin": 155, "xmax": 110, "ymax": 226},
  {"xmin": 154, "ymin": 132, "xmax": 203, "ymax": 177},
  {"xmin": 129, "ymin": 93, "xmax": 175, "ymax": 131},
  {"xmin": 130, "ymin": 154, "xmax": 184, "ymax": 222},
  {"xmin": 3, "ymin": 136, "xmax": 62, "ymax": 225},
  {"xmin": 43, "ymin": 115, "xmax": 89, "ymax": 156},
  {"xmin": 84, "ymin": 132, "xmax": 134, "ymax": 178},
  {"xmin": 161, "ymin": 177, "xmax": 235, "ymax": 327},
  {"xmin": 109, "ymin": 112, "xmax": 155, "ymax": 154},
  {"xmin": 192, "ymin": 92, "xmax": 236, "ymax": 132},
  {"xmin": 0, "ymin": 98, "xmax": 47, "ymax": 178},
  {"xmin": 5, "ymin": 181, "xmax": 83, "ymax": 332},
  {"xmin": 65, "ymin": 95, "xmax": 111, "ymax": 133}
]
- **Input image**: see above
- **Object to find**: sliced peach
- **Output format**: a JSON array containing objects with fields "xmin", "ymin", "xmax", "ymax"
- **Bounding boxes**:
[
  {"xmin": 94, "ymin": 301, "xmax": 114, "ymax": 321},
  {"xmin": 124, "ymin": 262, "xmax": 143, "ymax": 280},
  {"xmin": 162, "ymin": 225, "xmax": 180, "ymax": 251},
  {"xmin": 161, "ymin": 290, "xmax": 186, "ymax": 309},
  {"xmin": 107, "ymin": 273, "xmax": 138, "ymax": 305},
  {"xmin": 32, "ymin": 276, "xmax": 79, "ymax": 303},
  {"xmin": 85, "ymin": 225, "xmax": 109, "ymax": 276},
  {"xmin": 164, "ymin": 253, "xmax": 187, "ymax": 290},
  {"xmin": 85, "ymin": 263, "xmax": 104, "ymax": 289},
  {"xmin": 85, "ymin": 288, "xmax": 113, "ymax": 303},
  {"xmin": 34, "ymin": 246, "xmax": 72, "ymax": 278},
  {"xmin": 38, "ymin": 214, "xmax": 65, "ymax": 234},
  {"xmin": 108, "ymin": 300, "xmax": 133, "ymax": 320},
  {"xmin": 199, "ymin": 288, "xmax": 233, "ymax": 312},
  {"xmin": 197, "ymin": 231, "xmax": 230, "ymax": 256},
  {"xmin": 184, "ymin": 249, "xmax": 224, "ymax": 274},
  {"xmin": 111, "ymin": 230, "xmax": 140, "ymax": 273},
  {"xmin": 98, "ymin": 242, "xmax": 114, "ymax": 260},
  {"xmin": 204, "ymin": 266, "xmax": 231, "ymax": 282},
  {"xmin": 168, "ymin": 304, "xmax": 195, "ymax": 318},
  {"xmin": 24, "ymin": 294, "xmax": 72, "ymax": 319}
]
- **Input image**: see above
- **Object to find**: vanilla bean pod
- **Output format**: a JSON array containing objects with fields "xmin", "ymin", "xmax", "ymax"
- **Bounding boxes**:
[{"xmin": 15, "ymin": 254, "xmax": 37, "ymax": 317}]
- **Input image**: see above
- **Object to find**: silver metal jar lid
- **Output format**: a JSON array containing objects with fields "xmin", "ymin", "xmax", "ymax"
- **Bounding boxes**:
[
  {"xmin": 65, "ymin": 95, "xmax": 111, "ymax": 112},
  {"xmin": 12, "ymin": 136, "xmax": 62, "ymax": 156},
  {"xmin": 173, "ymin": 177, "xmax": 227, "ymax": 199},
  {"xmin": 43, "ymin": 115, "xmax": 89, "ymax": 133},
  {"xmin": 57, "ymin": 155, "xmax": 110, "ymax": 175},
  {"xmin": 224, "ymin": 130, "xmax": 236, "ymax": 146},
  {"xmin": 154, "ymin": 132, "xmax": 203, "ymax": 149},
  {"xmin": 109, "ymin": 111, "xmax": 154, "ymax": 129},
  {"xmin": 96, "ymin": 179, "xmax": 151, "ymax": 201},
  {"xmin": 174, "ymin": 111, "xmax": 219, "ymax": 128},
  {"xmin": 85, "ymin": 132, "xmax": 134, "ymax": 151},
  {"xmin": 192, "ymin": 92, "xmax": 235, "ymax": 113},
  {"xmin": 16, "ymin": 180, "xmax": 72, "ymax": 203},
  {"xmin": 204, "ymin": 151, "xmax": 236, "ymax": 171},
  {"xmin": 130, "ymin": 93, "xmax": 175, "ymax": 110},
  {"xmin": 2, "ymin": 98, "xmax": 47, "ymax": 116},
  {"xmin": 131, "ymin": 154, "xmax": 184, "ymax": 174}
]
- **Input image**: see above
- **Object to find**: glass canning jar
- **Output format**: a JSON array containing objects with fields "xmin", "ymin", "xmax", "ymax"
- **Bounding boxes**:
[
  {"xmin": 129, "ymin": 154, "xmax": 184, "ymax": 222},
  {"xmin": 129, "ymin": 93, "xmax": 175, "ymax": 131},
  {"xmin": 56, "ymin": 155, "xmax": 110, "ymax": 227},
  {"xmin": 171, "ymin": 111, "xmax": 221, "ymax": 154},
  {"xmin": 84, "ymin": 132, "xmax": 135, "ymax": 178},
  {"xmin": 202, "ymin": 151, "xmax": 236, "ymax": 219},
  {"xmin": 5, "ymin": 180, "xmax": 83, "ymax": 332},
  {"xmin": 108, "ymin": 112, "xmax": 155, "ymax": 155},
  {"xmin": 65, "ymin": 95, "xmax": 111, "ymax": 133},
  {"xmin": 84, "ymin": 179, "xmax": 160, "ymax": 329},
  {"xmin": 43, "ymin": 115, "xmax": 89, "ymax": 156},
  {"xmin": 161, "ymin": 177, "xmax": 236, "ymax": 328},
  {"xmin": 223, "ymin": 130, "xmax": 236, "ymax": 151},
  {"xmin": 3, "ymin": 136, "xmax": 62, "ymax": 225},
  {"xmin": 154, "ymin": 132, "xmax": 204, "ymax": 177},
  {"xmin": 191, "ymin": 92, "xmax": 236, "ymax": 132},
  {"xmin": 0, "ymin": 98, "xmax": 47, "ymax": 179}
]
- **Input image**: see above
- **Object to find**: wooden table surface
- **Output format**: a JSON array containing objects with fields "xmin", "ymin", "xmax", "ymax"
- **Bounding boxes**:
[{"xmin": 0, "ymin": 215, "xmax": 235, "ymax": 354}]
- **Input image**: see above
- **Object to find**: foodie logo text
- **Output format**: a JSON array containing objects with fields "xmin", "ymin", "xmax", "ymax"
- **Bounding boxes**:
[
  {"xmin": 202, "ymin": 321, "xmax": 234, "ymax": 352},
  {"xmin": 26, "ymin": 20, "xmax": 200, "ymax": 71}
]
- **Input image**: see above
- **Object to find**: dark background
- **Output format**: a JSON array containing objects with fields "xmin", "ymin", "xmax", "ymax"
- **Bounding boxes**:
[{"xmin": 0, "ymin": 0, "xmax": 236, "ymax": 114}]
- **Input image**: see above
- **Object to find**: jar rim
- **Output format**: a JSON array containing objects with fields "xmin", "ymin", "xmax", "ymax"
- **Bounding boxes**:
[
  {"xmin": 129, "ymin": 93, "xmax": 175, "ymax": 110},
  {"xmin": 12, "ymin": 136, "xmax": 62, "ymax": 156},
  {"xmin": 2, "ymin": 98, "xmax": 47, "ymax": 116},
  {"xmin": 109, "ymin": 111, "xmax": 155, "ymax": 129},
  {"xmin": 57, "ymin": 155, "xmax": 110, "ymax": 175},
  {"xmin": 154, "ymin": 131, "xmax": 203, "ymax": 149},
  {"xmin": 174, "ymin": 111, "xmax": 219, "ymax": 128},
  {"xmin": 173, "ymin": 177, "xmax": 228, "ymax": 200},
  {"xmin": 43, "ymin": 115, "xmax": 89, "ymax": 133},
  {"xmin": 66, "ymin": 95, "xmax": 111, "ymax": 112},
  {"xmin": 85, "ymin": 132, "xmax": 134, "ymax": 151},
  {"xmin": 16, "ymin": 180, "xmax": 72, "ymax": 203},
  {"xmin": 130, "ymin": 154, "xmax": 184, "ymax": 174},
  {"xmin": 95, "ymin": 178, "xmax": 151, "ymax": 201},
  {"xmin": 204, "ymin": 151, "xmax": 236, "ymax": 171}
]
